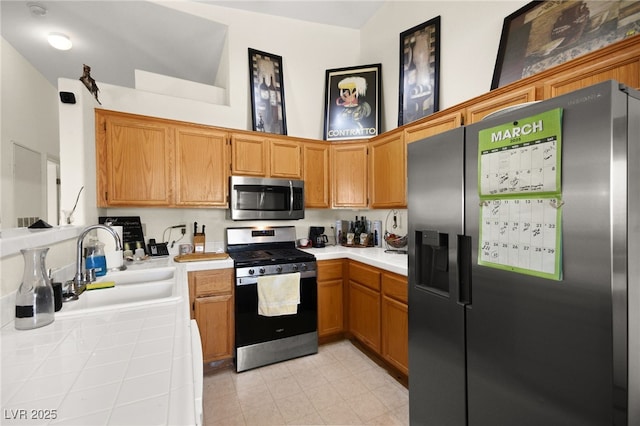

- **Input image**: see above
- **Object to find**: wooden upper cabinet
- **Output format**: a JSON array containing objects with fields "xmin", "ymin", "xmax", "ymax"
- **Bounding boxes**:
[
  {"xmin": 174, "ymin": 125, "xmax": 229, "ymax": 207},
  {"xmin": 369, "ymin": 130, "xmax": 406, "ymax": 209},
  {"xmin": 331, "ymin": 142, "xmax": 368, "ymax": 208},
  {"xmin": 303, "ymin": 142, "xmax": 331, "ymax": 208},
  {"xmin": 231, "ymin": 133, "xmax": 268, "ymax": 177},
  {"xmin": 465, "ymin": 86, "xmax": 538, "ymax": 124},
  {"xmin": 542, "ymin": 49, "xmax": 640, "ymax": 98},
  {"xmin": 269, "ymin": 137, "xmax": 302, "ymax": 179},
  {"xmin": 404, "ymin": 111, "xmax": 463, "ymax": 143},
  {"xmin": 97, "ymin": 111, "xmax": 173, "ymax": 207}
]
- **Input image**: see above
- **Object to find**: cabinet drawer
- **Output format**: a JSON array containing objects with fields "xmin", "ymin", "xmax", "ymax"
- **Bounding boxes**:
[
  {"xmin": 190, "ymin": 269, "xmax": 233, "ymax": 297},
  {"xmin": 382, "ymin": 272, "xmax": 408, "ymax": 304},
  {"xmin": 318, "ymin": 260, "xmax": 343, "ymax": 281},
  {"xmin": 349, "ymin": 261, "xmax": 380, "ymax": 291}
]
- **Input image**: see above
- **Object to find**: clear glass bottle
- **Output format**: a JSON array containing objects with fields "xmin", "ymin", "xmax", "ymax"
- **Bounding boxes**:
[{"xmin": 15, "ymin": 247, "xmax": 54, "ymax": 330}]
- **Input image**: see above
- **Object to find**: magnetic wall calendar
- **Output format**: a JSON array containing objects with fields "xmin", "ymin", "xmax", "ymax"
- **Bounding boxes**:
[{"xmin": 477, "ymin": 108, "xmax": 563, "ymax": 281}]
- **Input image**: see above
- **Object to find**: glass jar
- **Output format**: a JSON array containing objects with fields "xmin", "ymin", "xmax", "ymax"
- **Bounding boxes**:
[{"xmin": 15, "ymin": 247, "xmax": 55, "ymax": 330}]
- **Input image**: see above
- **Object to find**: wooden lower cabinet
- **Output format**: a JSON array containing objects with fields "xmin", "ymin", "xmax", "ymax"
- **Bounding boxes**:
[
  {"xmin": 317, "ymin": 260, "xmax": 344, "ymax": 338},
  {"xmin": 381, "ymin": 272, "xmax": 408, "ymax": 375},
  {"xmin": 348, "ymin": 261, "xmax": 381, "ymax": 352},
  {"xmin": 349, "ymin": 281, "xmax": 381, "ymax": 352},
  {"xmin": 189, "ymin": 268, "xmax": 234, "ymax": 363}
]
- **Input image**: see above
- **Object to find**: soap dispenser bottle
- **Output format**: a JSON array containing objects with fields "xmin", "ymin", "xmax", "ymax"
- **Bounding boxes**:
[
  {"xmin": 15, "ymin": 247, "xmax": 54, "ymax": 330},
  {"xmin": 85, "ymin": 239, "xmax": 107, "ymax": 277}
]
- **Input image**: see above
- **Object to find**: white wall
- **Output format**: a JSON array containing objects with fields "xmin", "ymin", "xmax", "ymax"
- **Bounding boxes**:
[
  {"xmin": 0, "ymin": 38, "xmax": 59, "ymax": 229},
  {"xmin": 2, "ymin": 1, "xmax": 529, "ymax": 298},
  {"xmin": 360, "ymin": 0, "xmax": 529, "ymax": 132}
]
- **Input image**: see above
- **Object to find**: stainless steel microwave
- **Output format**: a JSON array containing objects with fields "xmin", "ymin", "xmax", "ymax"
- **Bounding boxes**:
[{"xmin": 228, "ymin": 176, "xmax": 305, "ymax": 220}]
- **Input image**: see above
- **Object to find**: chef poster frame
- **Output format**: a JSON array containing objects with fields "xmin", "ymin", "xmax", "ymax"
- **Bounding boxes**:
[
  {"xmin": 248, "ymin": 48, "xmax": 287, "ymax": 135},
  {"xmin": 398, "ymin": 16, "xmax": 441, "ymax": 127},
  {"xmin": 491, "ymin": 1, "xmax": 640, "ymax": 89},
  {"xmin": 323, "ymin": 63, "xmax": 382, "ymax": 141}
]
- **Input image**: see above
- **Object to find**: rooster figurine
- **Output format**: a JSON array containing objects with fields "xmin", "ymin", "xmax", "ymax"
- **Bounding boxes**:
[{"xmin": 79, "ymin": 64, "xmax": 101, "ymax": 105}]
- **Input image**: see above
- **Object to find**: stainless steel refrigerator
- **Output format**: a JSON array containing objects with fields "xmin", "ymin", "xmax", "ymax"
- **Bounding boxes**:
[{"xmin": 408, "ymin": 80, "xmax": 639, "ymax": 425}]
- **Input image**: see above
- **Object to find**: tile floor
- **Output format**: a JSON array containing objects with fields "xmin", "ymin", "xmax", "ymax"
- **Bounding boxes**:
[{"xmin": 202, "ymin": 340, "xmax": 409, "ymax": 425}]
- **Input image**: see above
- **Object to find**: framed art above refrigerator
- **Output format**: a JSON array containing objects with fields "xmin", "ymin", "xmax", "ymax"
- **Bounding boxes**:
[
  {"xmin": 398, "ymin": 16, "xmax": 441, "ymax": 127},
  {"xmin": 491, "ymin": 0, "xmax": 640, "ymax": 89}
]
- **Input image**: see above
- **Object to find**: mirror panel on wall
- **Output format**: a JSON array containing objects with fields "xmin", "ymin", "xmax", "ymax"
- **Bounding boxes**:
[
  {"xmin": 10, "ymin": 143, "xmax": 59, "ymax": 228},
  {"xmin": 13, "ymin": 142, "xmax": 42, "ymax": 227}
]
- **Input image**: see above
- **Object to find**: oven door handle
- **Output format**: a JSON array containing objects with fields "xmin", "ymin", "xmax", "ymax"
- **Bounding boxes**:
[
  {"xmin": 237, "ymin": 270, "xmax": 317, "ymax": 285},
  {"xmin": 289, "ymin": 180, "xmax": 294, "ymax": 217}
]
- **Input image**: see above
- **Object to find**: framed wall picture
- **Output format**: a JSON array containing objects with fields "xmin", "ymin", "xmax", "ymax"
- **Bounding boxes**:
[
  {"xmin": 398, "ymin": 16, "xmax": 440, "ymax": 127},
  {"xmin": 323, "ymin": 63, "xmax": 381, "ymax": 141},
  {"xmin": 248, "ymin": 48, "xmax": 287, "ymax": 135},
  {"xmin": 492, "ymin": 1, "xmax": 640, "ymax": 89}
]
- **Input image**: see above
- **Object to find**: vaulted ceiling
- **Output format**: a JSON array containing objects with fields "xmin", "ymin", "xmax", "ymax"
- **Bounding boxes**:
[{"xmin": 1, "ymin": 1, "xmax": 384, "ymax": 89}]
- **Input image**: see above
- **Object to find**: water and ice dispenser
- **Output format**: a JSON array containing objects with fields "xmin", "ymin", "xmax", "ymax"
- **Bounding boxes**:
[{"xmin": 415, "ymin": 230, "xmax": 450, "ymax": 293}]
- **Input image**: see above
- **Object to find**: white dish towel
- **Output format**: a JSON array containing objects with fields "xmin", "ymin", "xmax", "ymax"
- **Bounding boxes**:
[{"xmin": 257, "ymin": 272, "xmax": 301, "ymax": 316}]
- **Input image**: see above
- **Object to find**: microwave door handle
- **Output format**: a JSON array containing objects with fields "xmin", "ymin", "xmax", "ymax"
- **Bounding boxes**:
[{"xmin": 289, "ymin": 180, "xmax": 294, "ymax": 217}]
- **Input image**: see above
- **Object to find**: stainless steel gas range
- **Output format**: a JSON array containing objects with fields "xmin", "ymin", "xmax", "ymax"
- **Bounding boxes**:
[{"xmin": 226, "ymin": 226, "xmax": 318, "ymax": 372}]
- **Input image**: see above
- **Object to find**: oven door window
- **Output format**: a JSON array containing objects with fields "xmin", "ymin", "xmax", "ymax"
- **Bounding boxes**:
[
  {"xmin": 235, "ymin": 276, "xmax": 317, "ymax": 347},
  {"xmin": 235, "ymin": 185, "xmax": 291, "ymax": 211}
]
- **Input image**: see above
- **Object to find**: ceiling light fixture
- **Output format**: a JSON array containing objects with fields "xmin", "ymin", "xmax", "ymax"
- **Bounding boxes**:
[{"xmin": 48, "ymin": 33, "xmax": 72, "ymax": 50}]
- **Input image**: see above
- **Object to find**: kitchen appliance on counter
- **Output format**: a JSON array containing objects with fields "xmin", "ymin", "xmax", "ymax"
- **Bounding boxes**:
[
  {"xmin": 228, "ymin": 176, "xmax": 304, "ymax": 221},
  {"xmin": 226, "ymin": 226, "xmax": 318, "ymax": 372},
  {"xmin": 408, "ymin": 81, "xmax": 639, "ymax": 425},
  {"xmin": 308, "ymin": 226, "xmax": 328, "ymax": 248}
]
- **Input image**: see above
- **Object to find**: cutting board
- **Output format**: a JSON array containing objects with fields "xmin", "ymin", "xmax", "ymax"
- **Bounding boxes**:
[{"xmin": 173, "ymin": 252, "xmax": 229, "ymax": 263}]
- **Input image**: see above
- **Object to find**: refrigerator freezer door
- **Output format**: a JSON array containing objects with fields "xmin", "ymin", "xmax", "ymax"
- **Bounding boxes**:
[
  {"xmin": 408, "ymin": 127, "xmax": 466, "ymax": 425},
  {"xmin": 464, "ymin": 81, "xmax": 625, "ymax": 425}
]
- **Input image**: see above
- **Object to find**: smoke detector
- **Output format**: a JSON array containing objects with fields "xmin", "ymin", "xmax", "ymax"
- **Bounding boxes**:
[{"xmin": 27, "ymin": 2, "xmax": 47, "ymax": 17}]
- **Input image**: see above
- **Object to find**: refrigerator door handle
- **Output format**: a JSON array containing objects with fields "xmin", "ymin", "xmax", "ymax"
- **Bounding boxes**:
[{"xmin": 457, "ymin": 234, "xmax": 472, "ymax": 306}]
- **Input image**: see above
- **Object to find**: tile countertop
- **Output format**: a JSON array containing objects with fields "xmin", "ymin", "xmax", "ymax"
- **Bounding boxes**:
[
  {"xmin": 0, "ymin": 256, "xmax": 232, "ymax": 426},
  {"xmin": 300, "ymin": 246, "xmax": 408, "ymax": 276},
  {"xmin": 0, "ymin": 249, "xmax": 400, "ymax": 424}
]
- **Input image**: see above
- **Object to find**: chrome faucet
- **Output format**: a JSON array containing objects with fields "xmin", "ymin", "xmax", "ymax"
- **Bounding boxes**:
[{"xmin": 71, "ymin": 224, "xmax": 123, "ymax": 295}]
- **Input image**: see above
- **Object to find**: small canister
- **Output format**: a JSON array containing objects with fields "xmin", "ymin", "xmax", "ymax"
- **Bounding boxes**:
[{"xmin": 373, "ymin": 220, "xmax": 383, "ymax": 248}]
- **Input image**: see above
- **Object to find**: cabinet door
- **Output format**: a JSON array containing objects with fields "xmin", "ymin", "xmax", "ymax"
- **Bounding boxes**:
[
  {"xmin": 195, "ymin": 295, "xmax": 234, "ymax": 362},
  {"xmin": 331, "ymin": 143, "xmax": 368, "ymax": 208},
  {"xmin": 404, "ymin": 111, "xmax": 463, "ymax": 143},
  {"xmin": 381, "ymin": 295, "xmax": 408, "ymax": 375},
  {"xmin": 303, "ymin": 142, "xmax": 331, "ymax": 208},
  {"xmin": 175, "ymin": 126, "xmax": 229, "ymax": 207},
  {"xmin": 465, "ymin": 86, "xmax": 537, "ymax": 124},
  {"xmin": 100, "ymin": 113, "xmax": 173, "ymax": 206},
  {"xmin": 369, "ymin": 131, "xmax": 406, "ymax": 208},
  {"xmin": 231, "ymin": 133, "xmax": 268, "ymax": 176},
  {"xmin": 317, "ymin": 260, "xmax": 344, "ymax": 337},
  {"xmin": 349, "ymin": 280, "xmax": 381, "ymax": 352},
  {"xmin": 270, "ymin": 138, "xmax": 302, "ymax": 179},
  {"xmin": 318, "ymin": 279, "xmax": 344, "ymax": 337}
]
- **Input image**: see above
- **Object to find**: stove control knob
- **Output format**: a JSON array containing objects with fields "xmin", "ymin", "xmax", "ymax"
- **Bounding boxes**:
[
  {"xmin": 276, "ymin": 265, "xmax": 283, "ymax": 273},
  {"xmin": 259, "ymin": 267, "xmax": 266, "ymax": 275},
  {"xmin": 292, "ymin": 264, "xmax": 299, "ymax": 271},
  {"xmin": 301, "ymin": 263, "xmax": 307, "ymax": 271},
  {"xmin": 248, "ymin": 269, "xmax": 255, "ymax": 275}
]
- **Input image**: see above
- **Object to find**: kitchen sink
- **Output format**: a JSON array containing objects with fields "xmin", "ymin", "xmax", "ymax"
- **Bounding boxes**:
[
  {"xmin": 56, "ymin": 265, "xmax": 180, "ymax": 316},
  {"xmin": 95, "ymin": 265, "xmax": 175, "ymax": 285}
]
